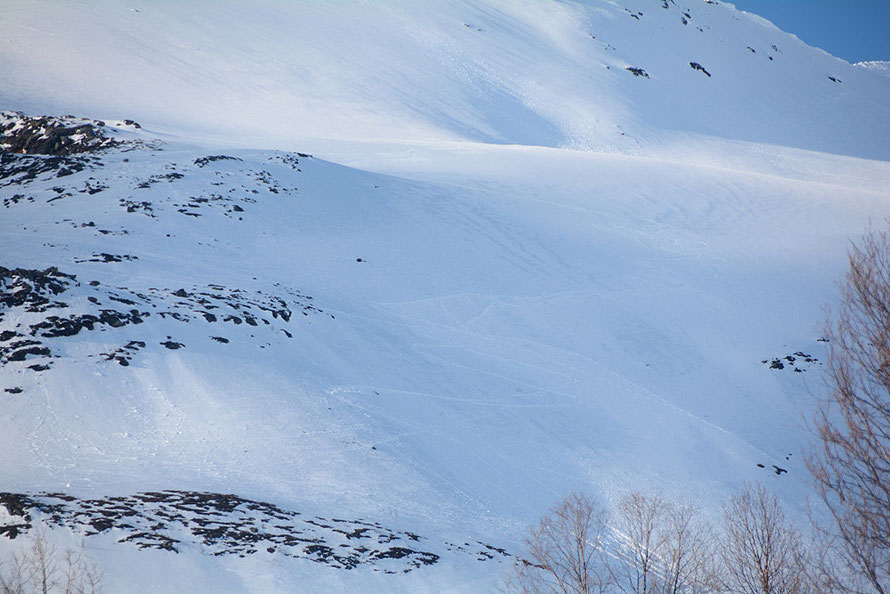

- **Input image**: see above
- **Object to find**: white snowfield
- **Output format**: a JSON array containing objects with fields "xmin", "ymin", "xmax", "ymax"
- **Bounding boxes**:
[
  {"xmin": 857, "ymin": 60, "xmax": 890, "ymax": 77},
  {"xmin": 1, "ymin": 0, "xmax": 889, "ymax": 592}
]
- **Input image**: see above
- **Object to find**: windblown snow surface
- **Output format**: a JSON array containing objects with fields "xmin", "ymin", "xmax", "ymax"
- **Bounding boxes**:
[{"xmin": 1, "ymin": 0, "xmax": 889, "ymax": 591}]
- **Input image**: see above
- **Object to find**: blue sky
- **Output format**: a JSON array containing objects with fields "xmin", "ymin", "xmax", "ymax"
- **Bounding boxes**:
[{"xmin": 728, "ymin": 0, "xmax": 890, "ymax": 63}]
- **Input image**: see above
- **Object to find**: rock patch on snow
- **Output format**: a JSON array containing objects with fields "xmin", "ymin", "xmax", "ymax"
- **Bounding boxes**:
[
  {"xmin": 761, "ymin": 350, "xmax": 819, "ymax": 373},
  {"xmin": 0, "ymin": 491, "xmax": 510, "ymax": 573},
  {"xmin": 0, "ymin": 265, "xmax": 328, "ymax": 381},
  {"xmin": 0, "ymin": 112, "xmax": 123, "ymax": 156}
]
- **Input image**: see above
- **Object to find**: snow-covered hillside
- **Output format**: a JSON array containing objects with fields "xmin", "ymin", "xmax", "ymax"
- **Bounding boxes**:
[
  {"xmin": 3, "ymin": 0, "xmax": 889, "ymax": 160},
  {"xmin": 1, "ymin": 1, "xmax": 889, "ymax": 592}
]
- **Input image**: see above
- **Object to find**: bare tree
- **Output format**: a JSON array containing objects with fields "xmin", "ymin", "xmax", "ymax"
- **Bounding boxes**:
[
  {"xmin": 614, "ymin": 493, "xmax": 720, "ymax": 594},
  {"xmin": 660, "ymin": 502, "xmax": 722, "ymax": 594},
  {"xmin": 0, "ymin": 532, "xmax": 102, "ymax": 594},
  {"xmin": 806, "ymin": 526, "xmax": 857, "ymax": 594},
  {"xmin": 615, "ymin": 492, "xmax": 666, "ymax": 593},
  {"xmin": 0, "ymin": 551, "xmax": 29, "ymax": 594},
  {"xmin": 511, "ymin": 492, "xmax": 614, "ymax": 594},
  {"xmin": 28, "ymin": 533, "xmax": 59, "ymax": 594},
  {"xmin": 60, "ymin": 547, "xmax": 102, "ymax": 594},
  {"xmin": 808, "ymin": 225, "xmax": 890, "ymax": 594},
  {"xmin": 722, "ymin": 483, "xmax": 807, "ymax": 594}
]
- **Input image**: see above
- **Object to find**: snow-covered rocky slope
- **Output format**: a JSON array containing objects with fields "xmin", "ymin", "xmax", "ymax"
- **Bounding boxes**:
[{"xmin": 1, "ymin": 1, "xmax": 889, "ymax": 592}]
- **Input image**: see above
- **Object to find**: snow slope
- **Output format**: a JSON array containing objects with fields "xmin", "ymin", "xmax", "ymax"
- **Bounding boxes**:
[
  {"xmin": 1, "ymin": 1, "xmax": 890, "ymax": 592},
  {"xmin": 2, "ymin": 0, "xmax": 889, "ymax": 159}
]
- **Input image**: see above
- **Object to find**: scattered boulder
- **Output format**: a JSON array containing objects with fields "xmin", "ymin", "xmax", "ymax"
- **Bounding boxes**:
[{"xmin": 689, "ymin": 62, "xmax": 711, "ymax": 77}]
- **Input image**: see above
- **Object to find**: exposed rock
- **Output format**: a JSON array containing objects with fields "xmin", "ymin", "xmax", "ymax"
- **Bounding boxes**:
[
  {"xmin": 689, "ymin": 62, "xmax": 711, "ymax": 77},
  {"xmin": 0, "ymin": 491, "xmax": 507, "ymax": 573},
  {"xmin": 194, "ymin": 155, "xmax": 242, "ymax": 167},
  {"xmin": 0, "ymin": 112, "xmax": 119, "ymax": 156}
]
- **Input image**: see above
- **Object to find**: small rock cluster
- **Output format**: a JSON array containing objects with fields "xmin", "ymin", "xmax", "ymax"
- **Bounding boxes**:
[{"xmin": 762, "ymin": 351, "xmax": 819, "ymax": 373}]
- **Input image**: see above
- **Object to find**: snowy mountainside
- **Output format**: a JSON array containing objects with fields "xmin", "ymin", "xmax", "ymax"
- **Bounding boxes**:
[
  {"xmin": 1, "ymin": 0, "xmax": 888, "ymax": 159},
  {"xmin": 1, "ymin": 0, "xmax": 890, "ymax": 591},
  {"xmin": 1, "ymin": 108, "xmax": 888, "ymax": 590},
  {"xmin": 0, "ymin": 115, "xmax": 524, "ymax": 589}
]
